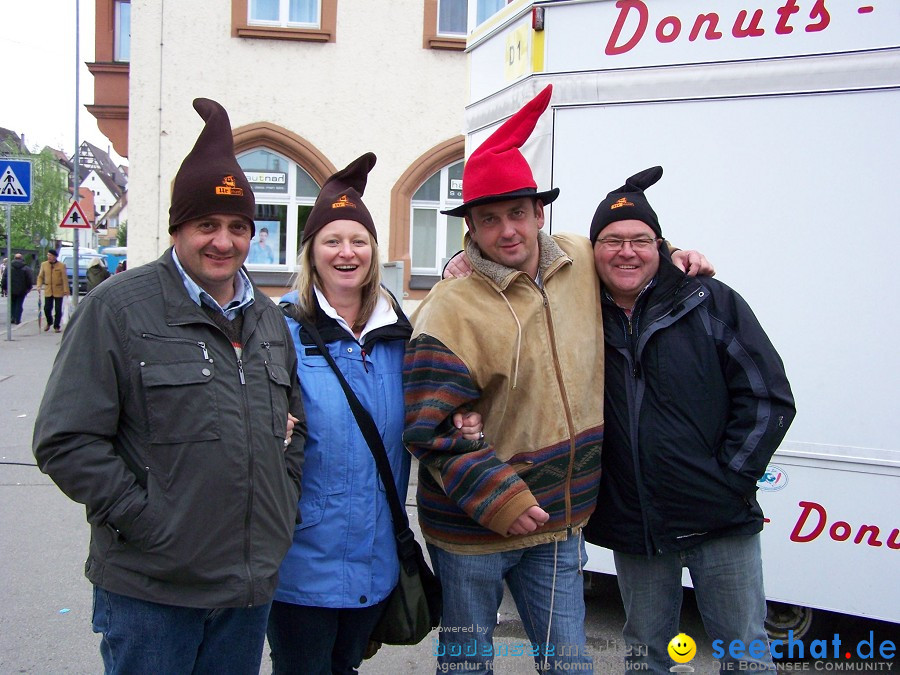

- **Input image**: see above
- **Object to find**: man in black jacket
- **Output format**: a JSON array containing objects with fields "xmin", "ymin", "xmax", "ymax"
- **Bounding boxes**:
[
  {"xmin": 584, "ymin": 167, "xmax": 795, "ymax": 674},
  {"xmin": 33, "ymin": 98, "xmax": 306, "ymax": 675},
  {"xmin": 1, "ymin": 253, "xmax": 34, "ymax": 323}
]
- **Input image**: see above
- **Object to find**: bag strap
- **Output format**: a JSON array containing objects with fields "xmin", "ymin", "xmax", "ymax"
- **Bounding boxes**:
[{"xmin": 281, "ymin": 302, "xmax": 420, "ymax": 569}]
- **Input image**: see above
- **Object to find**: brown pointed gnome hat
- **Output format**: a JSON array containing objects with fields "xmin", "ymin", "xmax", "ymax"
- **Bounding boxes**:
[
  {"xmin": 168, "ymin": 98, "xmax": 256, "ymax": 234},
  {"xmin": 442, "ymin": 85, "xmax": 559, "ymax": 217},
  {"xmin": 589, "ymin": 166, "xmax": 664, "ymax": 243},
  {"xmin": 302, "ymin": 152, "xmax": 377, "ymax": 244}
]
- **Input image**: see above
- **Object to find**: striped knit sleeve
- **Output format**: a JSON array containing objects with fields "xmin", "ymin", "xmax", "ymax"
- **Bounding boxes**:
[{"xmin": 403, "ymin": 334, "xmax": 537, "ymax": 535}]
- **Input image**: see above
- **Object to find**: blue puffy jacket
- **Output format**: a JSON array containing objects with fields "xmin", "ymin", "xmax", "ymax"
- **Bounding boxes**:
[{"xmin": 274, "ymin": 289, "xmax": 412, "ymax": 608}]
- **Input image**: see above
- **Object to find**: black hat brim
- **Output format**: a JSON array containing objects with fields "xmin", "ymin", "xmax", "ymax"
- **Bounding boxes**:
[{"xmin": 441, "ymin": 187, "xmax": 559, "ymax": 217}]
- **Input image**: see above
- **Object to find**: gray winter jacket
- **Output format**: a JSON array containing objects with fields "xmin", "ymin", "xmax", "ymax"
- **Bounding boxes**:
[{"xmin": 33, "ymin": 248, "xmax": 305, "ymax": 608}]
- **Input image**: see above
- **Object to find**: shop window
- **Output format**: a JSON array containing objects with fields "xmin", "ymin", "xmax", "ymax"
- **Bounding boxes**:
[{"xmin": 237, "ymin": 148, "xmax": 320, "ymax": 268}]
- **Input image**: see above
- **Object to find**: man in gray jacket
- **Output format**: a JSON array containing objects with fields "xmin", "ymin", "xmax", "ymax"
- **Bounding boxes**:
[{"xmin": 33, "ymin": 98, "xmax": 306, "ymax": 675}]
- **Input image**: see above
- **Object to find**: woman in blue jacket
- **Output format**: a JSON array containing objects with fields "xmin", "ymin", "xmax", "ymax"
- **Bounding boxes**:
[{"xmin": 267, "ymin": 154, "xmax": 481, "ymax": 675}]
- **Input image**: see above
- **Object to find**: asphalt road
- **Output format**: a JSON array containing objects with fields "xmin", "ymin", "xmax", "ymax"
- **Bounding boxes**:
[{"xmin": 1, "ymin": 312, "xmax": 897, "ymax": 674}]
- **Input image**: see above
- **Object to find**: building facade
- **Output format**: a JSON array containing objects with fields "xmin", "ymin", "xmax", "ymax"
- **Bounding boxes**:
[{"xmin": 91, "ymin": 0, "xmax": 504, "ymax": 300}]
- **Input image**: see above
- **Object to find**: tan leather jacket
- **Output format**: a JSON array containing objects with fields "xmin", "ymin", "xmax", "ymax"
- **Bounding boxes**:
[
  {"xmin": 36, "ymin": 260, "xmax": 70, "ymax": 297},
  {"xmin": 405, "ymin": 232, "xmax": 605, "ymax": 553}
]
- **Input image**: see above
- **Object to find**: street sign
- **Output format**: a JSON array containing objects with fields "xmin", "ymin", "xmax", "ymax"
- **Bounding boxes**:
[
  {"xmin": 60, "ymin": 200, "xmax": 92, "ymax": 229},
  {"xmin": 0, "ymin": 159, "xmax": 33, "ymax": 205}
]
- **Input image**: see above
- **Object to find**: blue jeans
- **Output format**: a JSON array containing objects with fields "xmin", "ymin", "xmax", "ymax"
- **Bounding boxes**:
[
  {"xmin": 91, "ymin": 586, "xmax": 271, "ymax": 675},
  {"xmin": 614, "ymin": 533, "xmax": 774, "ymax": 674},
  {"xmin": 266, "ymin": 599, "xmax": 388, "ymax": 675},
  {"xmin": 428, "ymin": 534, "xmax": 591, "ymax": 674}
]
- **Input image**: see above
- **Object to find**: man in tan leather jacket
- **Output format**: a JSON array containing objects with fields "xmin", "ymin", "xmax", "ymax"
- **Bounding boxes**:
[{"xmin": 36, "ymin": 249, "xmax": 70, "ymax": 332}]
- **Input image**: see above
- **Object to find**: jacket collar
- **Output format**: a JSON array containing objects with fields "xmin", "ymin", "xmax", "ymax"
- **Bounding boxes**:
[
  {"xmin": 282, "ymin": 288, "xmax": 412, "ymax": 347},
  {"xmin": 157, "ymin": 247, "xmax": 265, "ymax": 327},
  {"xmin": 602, "ymin": 254, "xmax": 708, "ymax": 341},
  {"xmin": 465, "ymin": 230, "xmax": 571, "ymax": 291}
]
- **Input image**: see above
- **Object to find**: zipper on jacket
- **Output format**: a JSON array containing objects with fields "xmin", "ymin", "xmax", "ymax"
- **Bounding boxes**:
[
  {"xmin": 239, "ymin": 373, "xmax": 255, "ymax": 606},
  {"xmin": 260, "ymin": 340, "xmax": 286, "ymax": 366},
  {"xmin": 616, "ymin": 280, "xmax": 707, "ymax": 555},
  {"xmin": 361, "ymin": 349, "xmax": 369, "ymax": 373},
  {"xmin": 540, "ymin": 286, "xmax": 577, "ymax": 527},
  {"xmin": 141, "ymin": 333, "xmax": 210, "ymax": 361},
  {"xmin": 149, "ymin": 322, "xmax": 263, "ymax": 604}
]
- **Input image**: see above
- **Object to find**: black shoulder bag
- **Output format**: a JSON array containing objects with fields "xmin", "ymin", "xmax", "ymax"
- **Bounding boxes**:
[{"xmin": 286, "ymin": 305, "xmax": 441, "ymax": 645}]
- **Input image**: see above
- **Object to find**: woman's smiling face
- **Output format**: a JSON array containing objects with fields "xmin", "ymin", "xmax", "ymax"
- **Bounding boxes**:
[{"xmin": 311, "ymin": 220, "xmax": 373, "ymax": 300}]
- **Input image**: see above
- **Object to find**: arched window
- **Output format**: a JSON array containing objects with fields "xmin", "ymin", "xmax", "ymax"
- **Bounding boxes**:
[
  {"xmin": 409, "ymin": 160, "xmax": 464, "ymax": 277},
  {"xmin": 236, "ymin": 148, "xmax": 320, "ymax": 269}
]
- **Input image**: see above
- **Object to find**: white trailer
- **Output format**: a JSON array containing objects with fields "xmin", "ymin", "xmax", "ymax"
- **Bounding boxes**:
[{"xmin": 462, "ymin": 0, "xmax": 900, "ymax": 635}]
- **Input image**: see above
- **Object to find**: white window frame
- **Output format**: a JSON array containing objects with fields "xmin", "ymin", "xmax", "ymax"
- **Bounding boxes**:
[
  {"xmin": 114, "ymin": 0, "xmax": 131, "ymax": 62},
  {"xmin": 248, "ymin": 0, "xmax": 321, "ymax": 29},
  {"xmin": 410, "ymin": 162, "xmax": 464, "ymax": 276},
  {"xmin": 437, "ymin": 0, "xmax": 467, "ymax": 38}
]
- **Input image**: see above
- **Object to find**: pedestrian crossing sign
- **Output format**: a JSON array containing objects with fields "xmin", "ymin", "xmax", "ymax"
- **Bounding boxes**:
[
  {"xmin": 0, "ymin": 159, "xmax": 33, "ymax": 205},
  {"xmin": 60, "ymin": 200, "xmax": 92, "ymax": 229}
]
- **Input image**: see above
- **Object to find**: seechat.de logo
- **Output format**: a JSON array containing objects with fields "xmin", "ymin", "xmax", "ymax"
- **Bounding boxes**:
[{"xmin": 757, "ymin": 465, "xmax": 789, "ymax": 492}]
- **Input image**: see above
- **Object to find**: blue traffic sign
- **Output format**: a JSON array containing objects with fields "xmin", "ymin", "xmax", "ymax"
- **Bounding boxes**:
[{"xmin": 0, "ymin": 159, "xmax": 33, "ymax": 205}]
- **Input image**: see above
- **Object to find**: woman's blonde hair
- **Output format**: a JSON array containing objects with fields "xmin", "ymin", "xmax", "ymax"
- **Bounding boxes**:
[{"xmin": 292, "ymin": 230, "xmax": 384, "ymax": 334}]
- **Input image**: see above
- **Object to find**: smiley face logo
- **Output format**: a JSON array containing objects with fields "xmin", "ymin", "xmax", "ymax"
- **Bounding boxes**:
[{"xmin": 667, "ymin": 633, "xmax": 697, "ymax": 664}]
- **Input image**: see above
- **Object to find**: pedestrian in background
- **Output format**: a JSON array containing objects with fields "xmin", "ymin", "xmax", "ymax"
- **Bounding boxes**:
[
  {"xmin": 35, "ymin": 249, "xmax": 69, "ymax": 332},
  {"xmin": 2, "ymin": 253, "xmax": 34, "ymax": 324},
  {"xmin": 33, "ymin": 97, "xmax": 306, "ymax": 675},
  {"xmin": 584, "ymin": 166, "xmax": 795, "ymax": 673},
  {"xmin": 86, "ymin": 256, "xmax": 111, "ymax": 292}
]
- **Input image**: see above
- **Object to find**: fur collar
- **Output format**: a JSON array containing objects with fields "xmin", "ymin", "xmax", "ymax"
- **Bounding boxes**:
[{"xmin": 465, "ymin": 230, "xmax": 568, "ymax": 290}]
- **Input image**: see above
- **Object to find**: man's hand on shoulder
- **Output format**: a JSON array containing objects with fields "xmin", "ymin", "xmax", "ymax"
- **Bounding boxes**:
[
  {"xmin": 507, "ymin": 505, "xmax": 550, "ymax": 536},
  {"xmin": 672, "ymin": 249, "xmax": 716, "ymax": 277},
  {"xmin": 443, "ymin": 251, "xmax": 472, "ymax": 279}
]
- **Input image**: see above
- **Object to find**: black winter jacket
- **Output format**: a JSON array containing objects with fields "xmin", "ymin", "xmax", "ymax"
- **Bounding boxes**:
[
  {"xmin": 585, "ymin": 256, "xmax": 795, "ymax": 556},
  {"xmin": 2, "ymin": 259, "xmax": 34, "ymax": 295},
  {"xmin": 33, "ymin": 249, "xmax": 306, "ymax": 607}
]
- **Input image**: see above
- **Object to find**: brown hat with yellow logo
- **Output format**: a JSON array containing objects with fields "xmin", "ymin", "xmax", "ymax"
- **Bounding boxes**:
[
  {"xmin": 302, "ymin": 153, "xmax": 377, "ymax": 244},
  {"xmin": 168, "ymin": 98, "xmax": 256, "ymax": 235}
]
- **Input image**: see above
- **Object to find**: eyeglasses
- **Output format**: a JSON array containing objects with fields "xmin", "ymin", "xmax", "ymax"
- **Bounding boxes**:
[{"xmin": 595, "ymin": 237, "xmax": 658, "ymax": 251}]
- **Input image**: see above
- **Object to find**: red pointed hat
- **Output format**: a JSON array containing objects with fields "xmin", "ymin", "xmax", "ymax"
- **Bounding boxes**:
[{"xmin": 443, "ymin": 84, "xmax": 559, "ymax": 217}]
